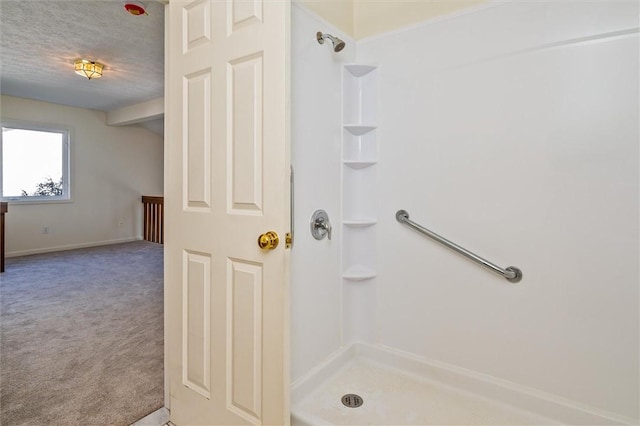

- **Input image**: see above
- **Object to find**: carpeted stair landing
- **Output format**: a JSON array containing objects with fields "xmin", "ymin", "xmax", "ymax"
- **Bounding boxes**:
[{"xmin": 0, "ymin": 241, "xmax": 164, "ymax": 426}]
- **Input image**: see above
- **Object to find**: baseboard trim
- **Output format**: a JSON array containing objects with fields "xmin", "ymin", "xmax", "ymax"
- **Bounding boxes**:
[
  {"xmin": 6, "ymin": 237, "xmax": 144, "ymax": 258},
  {"xmin": 291, "ymin": 342, "xmax": 637, "ymax": 425}
]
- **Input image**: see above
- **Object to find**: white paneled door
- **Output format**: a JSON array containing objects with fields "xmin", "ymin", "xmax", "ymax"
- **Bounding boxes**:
[{"xmin": 165, "ymin": 0, "xmax": 290, "ymax": 424}]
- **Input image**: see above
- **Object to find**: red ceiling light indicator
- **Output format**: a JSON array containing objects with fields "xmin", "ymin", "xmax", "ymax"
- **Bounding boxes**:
[{"xmin": 123, "ymin": 1, "xmax": 148, "ymax": 16}]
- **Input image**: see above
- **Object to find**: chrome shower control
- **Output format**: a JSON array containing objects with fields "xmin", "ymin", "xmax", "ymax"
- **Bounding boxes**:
[{"xmin": 311, "ymin": 210, "xmax": 332, "ymax": 240}]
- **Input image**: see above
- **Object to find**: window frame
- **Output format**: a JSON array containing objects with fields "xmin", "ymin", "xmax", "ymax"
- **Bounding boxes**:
[{"xmin": 0, "ymin": 120, "xmax": 72, "ymax": 204}]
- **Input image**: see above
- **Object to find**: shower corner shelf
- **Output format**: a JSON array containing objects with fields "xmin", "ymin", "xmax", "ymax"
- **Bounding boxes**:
[
  {"xmin": 342, "ymin": 63, "xmax": 378, "ymax": 289},
  {"xmin": 344, "ymin": 125, "xmax": 377, "ymax": 136},
  {"xmin": 342, "ymin": 264, "xmax": 377, "ymax": 281},
  {"xmin": 343, "ymin": 219, "xmax": 377, "ymax": 228},
  {"xmin": 344, "ymin": 160, "xmax": 377, "ymax": 169},
  {"xmin": 344, "ymin": 64, "xmax": 377, "ymax": 77}
]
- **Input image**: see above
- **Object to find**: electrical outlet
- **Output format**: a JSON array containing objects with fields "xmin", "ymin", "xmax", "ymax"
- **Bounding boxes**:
[{"xmin": 42, "ymin": 226, "xmax": 49, "ymax": 234}]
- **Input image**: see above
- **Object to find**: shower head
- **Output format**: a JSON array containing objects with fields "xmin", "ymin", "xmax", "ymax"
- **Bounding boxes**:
[{"xmin": 316, "ymin": 31, "xmax": 346, "ymax": 52}]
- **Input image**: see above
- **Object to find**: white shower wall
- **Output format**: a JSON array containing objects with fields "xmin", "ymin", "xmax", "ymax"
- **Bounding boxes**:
[
  {"xmin": 357, "ymin": 1, "xmax": 639, "ymax": 422},
  {"xmin": 290, "ymin": 4, "xmax": 356, "ymax": 383}
]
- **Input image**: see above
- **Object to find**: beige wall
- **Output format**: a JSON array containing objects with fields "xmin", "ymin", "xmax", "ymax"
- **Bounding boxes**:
[
  {"xmin": 354, "ymin": 0, "xmax": 486, "ymax": 39},
  {"xmin": 297, "ymin": 0, "xmax": 354, "ymax": 36},
  {"xmin": 297, "ymin": 0, "xmax": 487, "ymax": 39},
  {"xmin": 1, "ymin": 95, "xmax": 164, "ymax": 256}
]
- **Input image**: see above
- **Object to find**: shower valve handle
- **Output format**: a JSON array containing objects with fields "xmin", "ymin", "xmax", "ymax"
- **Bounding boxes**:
[
  {"xmin": 317, "ymin": 217, "xmax": 332, "ymax": 240},
  {"xmin": 311, "ymin": 210, "xmax": 332, "ymax": 241}
]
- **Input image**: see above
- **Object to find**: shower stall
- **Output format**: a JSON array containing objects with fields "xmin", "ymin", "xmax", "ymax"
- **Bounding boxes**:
[{"xmin": 290, "ymin": 1, "xmax": 639, "ymax": 425}]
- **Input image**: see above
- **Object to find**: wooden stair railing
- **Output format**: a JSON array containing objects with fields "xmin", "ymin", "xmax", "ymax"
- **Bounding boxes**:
[
  {"xmin": 1, "ymin": 202, "xmax": 7, "ymax": 272},
  {"xmin": 142, "ymin": 196, "xmax": 164, "ymax": 244}
]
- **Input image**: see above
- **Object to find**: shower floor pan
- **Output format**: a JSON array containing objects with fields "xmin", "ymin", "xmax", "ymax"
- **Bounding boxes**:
[{"xmin": 291, "ymin": 343, "xmax": 616, "ymax": 425}]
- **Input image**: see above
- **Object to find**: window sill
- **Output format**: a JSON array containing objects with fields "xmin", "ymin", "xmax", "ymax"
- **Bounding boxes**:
[{"xmin": 2, "ymin": 198, "xmax": 73, "ymax": 205}]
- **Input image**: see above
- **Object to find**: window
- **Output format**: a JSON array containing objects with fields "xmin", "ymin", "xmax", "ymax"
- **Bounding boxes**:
[{"xmin": 0, "ymin": 122, "xmax": 71, "ymax": 202}]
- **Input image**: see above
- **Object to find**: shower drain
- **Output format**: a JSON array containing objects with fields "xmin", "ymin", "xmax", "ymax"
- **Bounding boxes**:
[{"xmin": 341, "ymin": 393, "xmax": 364, "ymax": 408}]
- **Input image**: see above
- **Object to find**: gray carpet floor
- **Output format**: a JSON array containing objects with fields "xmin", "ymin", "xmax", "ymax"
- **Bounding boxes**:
[{"xmin": 0, "ymin": 241, "xmax": 164, "ymax": 426}]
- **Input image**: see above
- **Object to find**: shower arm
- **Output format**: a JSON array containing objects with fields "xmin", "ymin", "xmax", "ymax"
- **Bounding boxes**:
[{"xmin": 395, "ymin": 210, "xmax": 522, "ymax": 283}]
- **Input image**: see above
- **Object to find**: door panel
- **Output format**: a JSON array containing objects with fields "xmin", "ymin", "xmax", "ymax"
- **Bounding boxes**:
[
  {"xmin": 230, "ymin": 0, "xmax": 262, "ymax": 31},
  {"xmin": 184, "ymin": 0, "xmax": 211, "ymax": 51},
  {"xmin": 229, "ymin": 53, "xmax": 263, "ymax": 213},
  {"xmin": 183, "ymin": 250, "xmax": 211, "ymax": 399},
  {"xmin": 165, "ymin": 0, "xmax": 290, "ymax": 424},
  {"xmin": 184, "ymin": 70, "xmax": 212, "ymax": 210},
  {"xmin": 227, "ymin": 258, "xmax": 263, "ymax": 422}
]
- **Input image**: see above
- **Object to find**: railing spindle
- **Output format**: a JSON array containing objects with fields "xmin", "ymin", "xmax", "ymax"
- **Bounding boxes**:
[{"xmin": 142, "ymin": 196, "xmax": 164, "ymax": 244}]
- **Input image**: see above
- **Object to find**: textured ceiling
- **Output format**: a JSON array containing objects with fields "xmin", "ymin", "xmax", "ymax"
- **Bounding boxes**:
[{"xmin": 0, "ymin": 0, "xmax": 164, "ymax": 112}]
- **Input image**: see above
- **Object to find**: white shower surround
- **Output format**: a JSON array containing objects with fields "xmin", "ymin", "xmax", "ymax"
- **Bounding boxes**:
[{"xmin": 291, "ymin": 1, "xmax": 639, "ymax": 424}]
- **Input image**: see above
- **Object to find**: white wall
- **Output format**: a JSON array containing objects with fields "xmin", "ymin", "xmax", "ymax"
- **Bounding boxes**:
[
  {"xmin": 290, "ymin": 4, "xmax": 356, "ymax": 383},
  {"xmin": 357, "ymin": 0, "xmax": 638, "ymax": 421},
  {"xmin": 1, "ymin": 95, "xmax": 163, "ymax": 256}
]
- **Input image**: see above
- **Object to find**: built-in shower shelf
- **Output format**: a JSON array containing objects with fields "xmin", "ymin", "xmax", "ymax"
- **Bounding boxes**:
[
  {"xmin": 343, "ymin": 219, "xmax": 377, "ymax": 228},
  {"xmin": 344, "ymin": 160, "xmax": 377, "ymax": 169},
  {"xmin": 342, "ymin": 265, "xmax": 377, "ymax": 281},
  {"xmin": 345, "ymin": 64, "xmax": 377, "ymax": 77},
  {"xmin": 342, "ymin": 62, "xmax": 378, "ymax": 344},
  {"xmin": 344, "ymin": 125, "xmax": 377, "ymax": 136}
]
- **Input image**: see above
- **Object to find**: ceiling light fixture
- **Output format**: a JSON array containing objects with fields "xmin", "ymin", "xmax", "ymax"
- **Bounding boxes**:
[{"xmin": 74, "ymin": 59, "xmax": 103, "ymax": 80}]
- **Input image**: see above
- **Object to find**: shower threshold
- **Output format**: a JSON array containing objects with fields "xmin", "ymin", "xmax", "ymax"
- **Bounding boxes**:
[{"xmin": 291, "ymin": 343, "xmax": 621, "ymax": 425}]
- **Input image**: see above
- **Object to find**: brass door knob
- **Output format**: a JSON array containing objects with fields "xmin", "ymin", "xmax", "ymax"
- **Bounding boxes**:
[{"xmin": 258, "ymin": 231, "xmax": 279, "ymax": 250}]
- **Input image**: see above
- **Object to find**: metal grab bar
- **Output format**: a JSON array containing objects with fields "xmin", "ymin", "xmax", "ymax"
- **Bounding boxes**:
[{"xmin": 396, "ymin": 210, "xmax": 523, "ymax": 283}]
